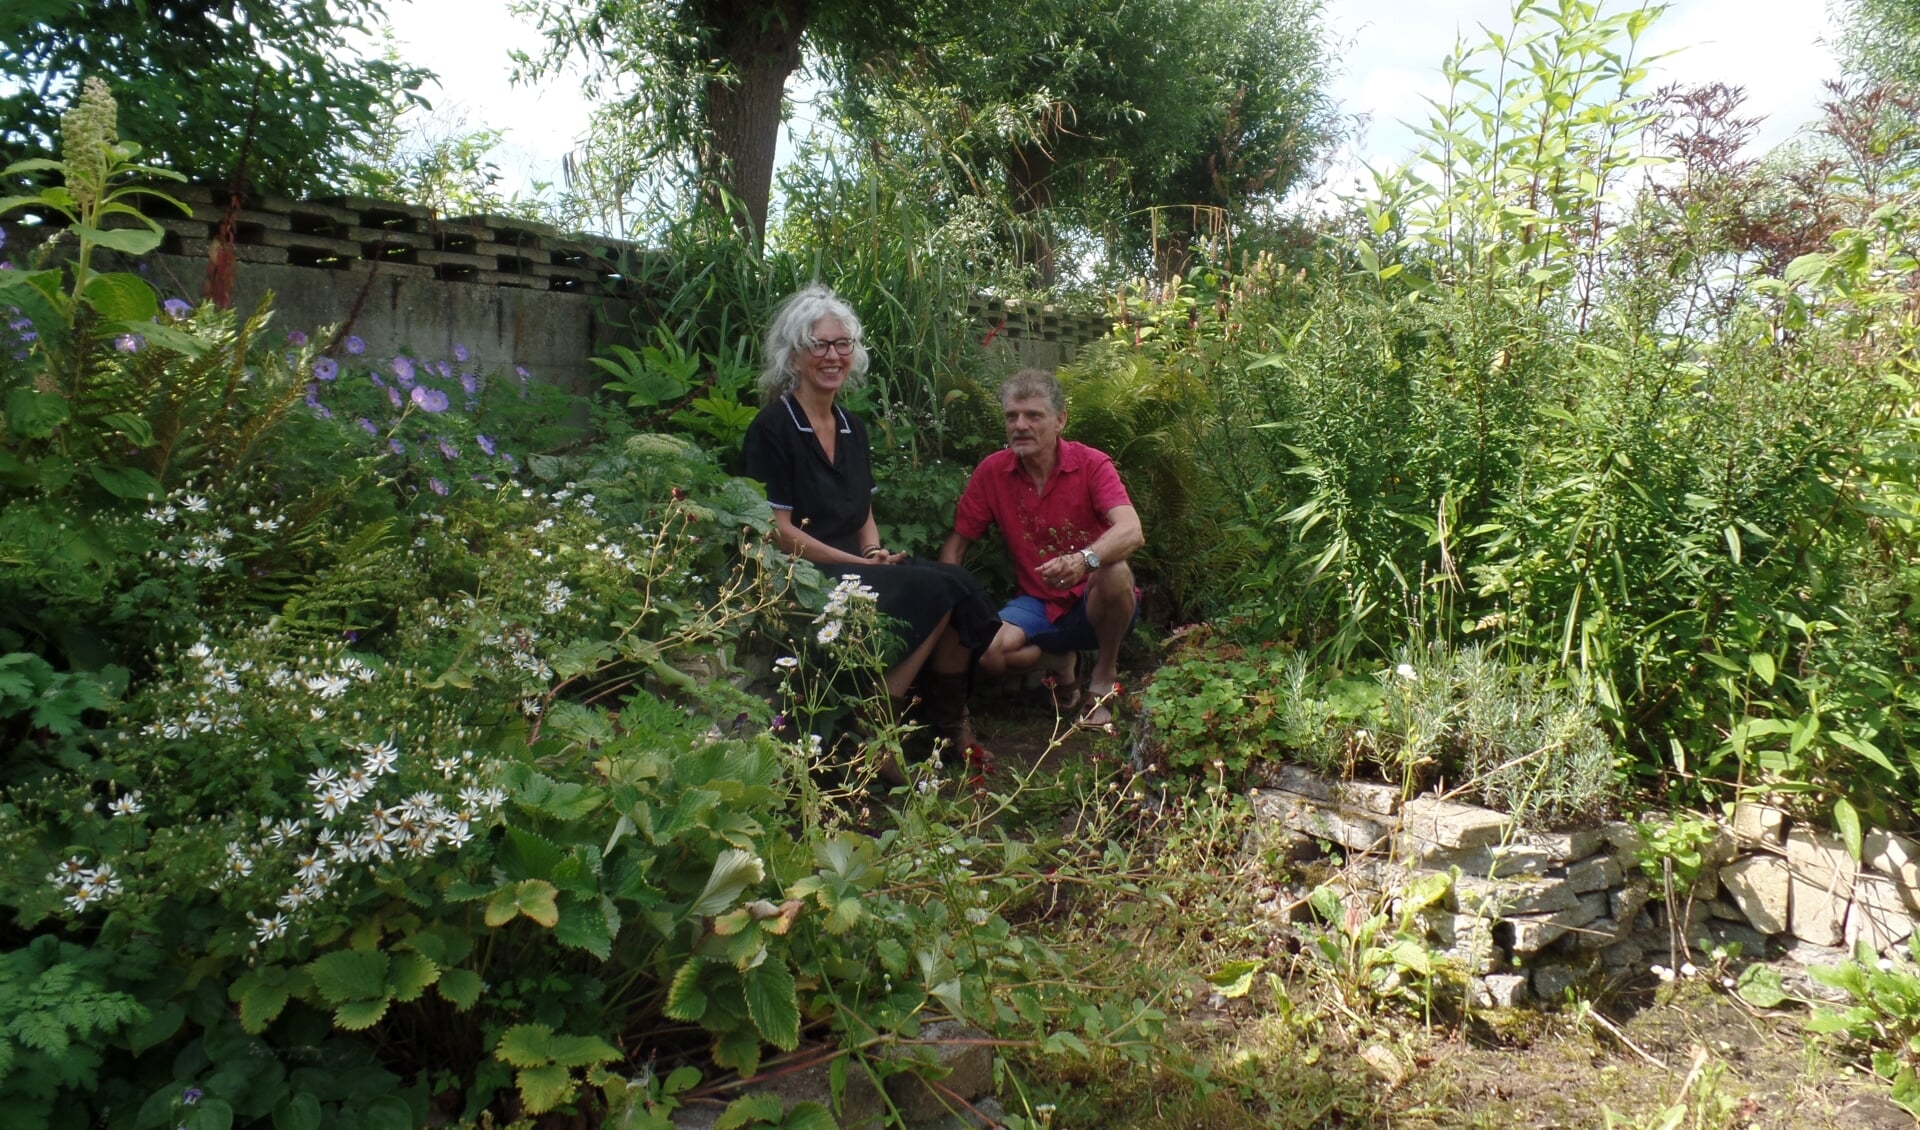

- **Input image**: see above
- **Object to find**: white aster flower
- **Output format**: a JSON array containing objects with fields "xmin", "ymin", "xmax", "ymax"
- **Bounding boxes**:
[
  {"xmin": 108, "ymin": 792, "xmax": 143, "ymax": 817},
  {"xmin": 816, "ymin": 620, "xmax": 843, "ymax": 644}
]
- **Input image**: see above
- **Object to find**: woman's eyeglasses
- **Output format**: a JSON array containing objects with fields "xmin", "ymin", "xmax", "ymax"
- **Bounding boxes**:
[{"xmin": 805, "ymin": 337, "xmax": 856, "ymax": 357}]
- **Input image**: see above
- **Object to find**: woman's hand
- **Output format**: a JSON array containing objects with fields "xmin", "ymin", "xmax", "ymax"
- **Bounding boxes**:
[{"xmin": 863, "ymin": 545, "xmax": 908, "ymax": 566}]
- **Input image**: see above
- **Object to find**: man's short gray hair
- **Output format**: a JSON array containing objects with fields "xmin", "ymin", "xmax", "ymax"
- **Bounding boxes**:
[
  {"xmin": 999, "ymin": 367, "xmax": 1065, "ymax": 414},
  {"xmin": 758, "ymin": 283, "xmax": 871, "ymax": 400}
]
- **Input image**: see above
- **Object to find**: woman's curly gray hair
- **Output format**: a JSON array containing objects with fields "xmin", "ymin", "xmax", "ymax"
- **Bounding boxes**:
[{"xmin": 758, "ymin": 283, "xmax": 871, "ymax": 400}]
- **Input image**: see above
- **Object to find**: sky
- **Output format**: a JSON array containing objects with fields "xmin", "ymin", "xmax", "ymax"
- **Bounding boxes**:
[{"xmin": 378, "ymin": 0, "xmax": 1847, "ymax": 208}]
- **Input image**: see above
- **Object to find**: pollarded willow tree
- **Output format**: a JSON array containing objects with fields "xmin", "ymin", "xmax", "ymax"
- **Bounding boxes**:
[
  {"xmin": 516, "ymin": 0, "xmax": 1335, "ymax": 267},
  {"xmin": 0, "ymin": 0, "xmax": 430, "ymax": 195},
  {"xmin": 831, "ymin": 0, "xmax": 1338, "ymax": 283},
  {"xmin": 516, "ymin": 0, "xmax": 929, "ymax": 244}
]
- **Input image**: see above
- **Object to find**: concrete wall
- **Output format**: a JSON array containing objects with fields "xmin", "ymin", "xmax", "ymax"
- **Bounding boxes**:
[{"xmin": 2, "ymin": 186, "xmax": 1108, "ymax": 392}]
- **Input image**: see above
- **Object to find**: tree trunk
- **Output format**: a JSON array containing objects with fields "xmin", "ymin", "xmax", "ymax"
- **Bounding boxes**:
[
  {"xmin": 702, "ymin": 0, "xmax": 812, "ymax": 246},
  {"xmin": 1008, "ymin": 140, "xmax": 1057, "ymax": 287}
]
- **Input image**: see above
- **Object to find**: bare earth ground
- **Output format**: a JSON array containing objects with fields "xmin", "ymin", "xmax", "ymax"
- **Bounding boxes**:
[{"xmin": 960, "ymin": 673, "xmax": 1917, "ymax": 1130}]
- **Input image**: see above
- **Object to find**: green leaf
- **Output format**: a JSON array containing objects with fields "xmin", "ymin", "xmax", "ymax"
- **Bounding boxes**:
[
  {"xmin": 691, "ymin": 849, "xmax": 765, "ymax": 916},
  {"xmin": 361, "ymin": 1096, "xmax": 413, "ymax": 1130},
  {"xmin": 1206, "ymin": 960, "xmax": 1261, "ymax": 1000},
  {"xmin": 716, "ymin": 1094, "xmax": 784, "ymax": 1130},
  {"xmin": 97, "ymin": 412, "xmax": 157, "ymax": 447},
  {"xmin": 309, "ymin": 949, "xmax": 389, "ymax": 1004},
  {"xmin": 1834, "ymin": 798, "xmax": 1863, "ymax": 863},
  {"xmin": 743, "ymin": 960, "xmax": 800, "ymax": 1051},
  {"xmin": 548, "ymin": 1031, "xmax": 621, "ymax": 1069},
  {"xmin": 72, "ymin": 222, "xmax": 163, "ymax": 257},
  {"xmin": 90, "ymin": 462, "xmax": 164, "ymax": 500},
  {"xmin": 234, "ymin": 972, "xmax": 291, "ymax": 1034},
  {"xmin": 780, "ymin": 1105, "xmax": 838, "ymax": 1130},
  {"xmin": 498, "ymin": 1024, "xmax": 557, "ymax": 1067},
  {"xmin": 184, "ymin": 1098, "xmax": 234, "ymax": 1130},
  {"xmin": 486, "ymin": 878, "xmax": 561, "ymax": 928},
  {"xmin": 1748, "ymin": 652, "xmax": 1776, "ymax": 686},
  {"xmin": 555, "ymin": 897, "xmax": 617, "ymax": 959},
  {"xmin": 664, "ymin": 959, "xmax": 708, "ymax": 1022},
  {"xmin": 387, "ymin": 951, "xmax": 439, "ymax": 1001},
  {"xmin": 516, "ymin": 1062, "xmax": 575, "ymax": 1114},
  {"xmin": 79, "ymin": 271, "xmax": 157, "ymax": 321},
  {"xmin": 1830, "ymin": 730, "xmax": 1896, "ymax": 773},
  {"xmin": 664, "ymin": 1066, "xmax": 702, "ymax": 1094},
  {"xmin": 272, "ymin": 1092, "xmax": 322, "ymax": 1130},
  {"xmin": 437, "ymin": 967, "xmax": 483, "ymax": 1010},
  {"xmin": 6, "ymin": 388, "xmax": 70, "ymax": 437},
  {"xmin": 1735, "ymin": 965, "xmax": 1789, "ymax": 1009},
  {"xmin": 334, "ymin": 998, "xmax": 390, "ymax": 1030}
]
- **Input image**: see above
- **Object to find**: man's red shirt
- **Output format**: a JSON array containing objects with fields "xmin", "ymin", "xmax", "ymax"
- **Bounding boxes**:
[{"xmin": 954, "ymin": 439, "xmax": 1133, "ymax": 621}]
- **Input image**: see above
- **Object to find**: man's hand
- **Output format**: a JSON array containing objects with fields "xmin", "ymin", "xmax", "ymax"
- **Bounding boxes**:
[{"xmin": 1036, "ymin": 552, "xmax": 1089, "ymax": 589}]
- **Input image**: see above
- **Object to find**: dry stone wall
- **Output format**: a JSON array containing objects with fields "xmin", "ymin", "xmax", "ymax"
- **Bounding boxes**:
[{"xmin": 1251, "ymin": 765, "xmax": 1920, "ymax": 1007}]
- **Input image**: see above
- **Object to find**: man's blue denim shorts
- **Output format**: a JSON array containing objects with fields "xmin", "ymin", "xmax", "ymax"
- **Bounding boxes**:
[{"xmin": 997, "ymin": 592, "xmax": 1138, "ymax": 654}]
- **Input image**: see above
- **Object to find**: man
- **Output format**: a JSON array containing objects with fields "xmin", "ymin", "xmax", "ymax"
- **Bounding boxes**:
[{"xmin": 939, "ymin": 368, "xmax": 1143, "ymax": 727}]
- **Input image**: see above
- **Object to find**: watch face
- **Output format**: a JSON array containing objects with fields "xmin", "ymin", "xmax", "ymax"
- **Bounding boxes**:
[{"xmin": 1081, "ymin": 549, "xmax": 1100, "ymax": 569}]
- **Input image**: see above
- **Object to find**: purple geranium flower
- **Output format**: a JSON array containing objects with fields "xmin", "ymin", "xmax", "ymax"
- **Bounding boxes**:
[
  {"xmin": 286, "ymin": 330, "xmax": 308, "ymax": 347},
  {"xmin": 344, "ymin": 335, "xmax": 366, "ymax": 355},
  {"xmin": 357, "ymin": 417, "xmax": 378, "ymax": 435},
  {"xmin": 114, "ymin": 333, "xmax": 144, "ymax": 353},
  {"xmin": 435, "ymin": 360, "xmax": 451, "ymax": 380},
  {"xmin": 392, "ymin": 356, "xmax": 415, "ymax": 386},
  {"xmin": 438, "ymin": 438, "xmax": 459, "ymax": 460},
  {"xmin": 460, "ymin": 373, "xmax": 477, "ymax": 396},
  {"xmin": 500, "ymin": 452, "xmax": 517, "ymax": 471},
  {"xmin": 387, "ymin": 386, "xmax": 402, "ymax": 409},
  {"xmin": 388, "ymin": 438, "xmax": 406, "ymax": 455},
  {"xmin": 163, "ymin": 298, "xmax": 192, "ymax": 319},
  {"xmin": 313, "ymin": 357, "xmax": 338, "ymax": 381},
  {"xmin": 411, "ymin": 386, "xmax": 449, "ymax": 413},
  {"xmin": 515, "ymin": 365, "xmax": 530, "ymax": 380},
  {"xmin": 475, "ymin": 433, "xmax": 495, "ymax": 455},
  {"xmin": 453, "ymin": 343, "xmax": 469, "ymax": 362},
  {"xmin": 428, "ymin": 477, "xmax": 449, "ymax": 496}
]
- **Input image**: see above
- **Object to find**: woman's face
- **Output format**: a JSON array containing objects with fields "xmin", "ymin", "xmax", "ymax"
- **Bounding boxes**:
[{"xmin": 794, "ymin": 315, "xmax": 853, "ymax": 399}]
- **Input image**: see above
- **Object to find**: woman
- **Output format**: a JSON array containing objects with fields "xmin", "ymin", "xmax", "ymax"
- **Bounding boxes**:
[{"xmin": 741, "ymin": 284, "xmax": 1000, "ymax": 764}]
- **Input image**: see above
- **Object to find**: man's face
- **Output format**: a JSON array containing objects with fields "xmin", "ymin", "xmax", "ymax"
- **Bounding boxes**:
[{"xmin": 1003, "ymin": 394, "xmax": 1065, "ymax": 460}]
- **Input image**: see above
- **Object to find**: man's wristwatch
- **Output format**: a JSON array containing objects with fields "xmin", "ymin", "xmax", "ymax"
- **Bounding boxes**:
[{"xmin": 1078, "ymin": 547, "xmax": 1101, "ymax": 571}]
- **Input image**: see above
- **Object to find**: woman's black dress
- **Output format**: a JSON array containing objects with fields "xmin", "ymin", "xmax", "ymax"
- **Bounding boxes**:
[{"xmin": 741, "ymin": 395, "xmax": 1000, "ymax": 658}]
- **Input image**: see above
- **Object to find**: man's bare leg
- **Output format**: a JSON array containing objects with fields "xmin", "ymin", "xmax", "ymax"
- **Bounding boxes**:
[{"xmin": 1079, "ymin": 562, "xmax": 1135, "ymax": 725}]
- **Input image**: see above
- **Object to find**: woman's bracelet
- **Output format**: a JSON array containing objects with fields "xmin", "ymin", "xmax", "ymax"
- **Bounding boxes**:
[{"xmin": 862, "ymin": 544, "xmax": 886, "ymax": 560}]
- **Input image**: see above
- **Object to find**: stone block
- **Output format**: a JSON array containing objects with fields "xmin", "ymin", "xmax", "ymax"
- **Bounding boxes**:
[
  {"xmin": 1565, "ymin": 854, "xmax": 1623, "ymax": 893},
  {"xmin": 1532, "ymin": 963, "xmax": 1585, "ymax": 1002},
  {"xmin": 1456, "ymin": 873, "xmax": 1582, "ymax": 916},
  {"xmin": 1400, "ymin": 839, "xmax": 1553, "ymax": 879},
  {"xmin": 883, "ymin": 1022, "xmax": 996, "ymax": 1125},
  {"xmin": 1473, "ymin": 973, "xmax": 1531, "ymax": 1008},
  {"xmin": 1708, "ymin": 897, "xmax": 1749, "ymax": 921},
  {"xmin": 1694, "ymin": 919, "xmax": 1772, "ymax": 956},
  {"xmin": 1525, "ymin": 827, "xmax": 1608, "ymax": 864},
  {"xmin": 1599, "ymin": 939, "xmax": 1645, "ymax": 970},
  {"xmin": 1602, "ymin": 820, "xmax": 1647, "ymax": 857},
  {"xmin": 672, "ymin": 1056, "xmax": 886, "ymax": 1130},
  {"xmin": 1426, "ymin": 912, "xmax": 1501, "ymax": 973},
  {"xmin": 1864, "ymin": 829, "xmax": 1920, "ymax": 915},
  {"xmin": 1259, "ymin": 765, "xmax": 1400, "ymax": 815},
  {"xmin": 1730, "ymin": 801, "xmax": 1787, "ymax": 846},
  {"xmin": 1720, "ymin": 855, "xmax": 1792, "ymax": 935},
  {"xmin": 1787, "ymin": 827, "xmax": 1858, "ymax": 947},
  {"xmin": 1611, "ymin": 880, "xmax": 1650, "ymax": 924},
  {"xmin": 1402, "ymin": 797, "xmax": 1512, "ymax": 850},
  {"xmin": 1506, "ymin": 893, "xmax": 1608, "ymax": 955},
  {"xmin": 1249, "ymin": 790, "xmax": 1392, "ymax": 853},
  {"xmin": 1847, "ymin": 874, "xmax": 1917, "ymax": 954},
  {"xmin": 1562, "ymin": 914, "xmax": 1629, "ymax": 952}
]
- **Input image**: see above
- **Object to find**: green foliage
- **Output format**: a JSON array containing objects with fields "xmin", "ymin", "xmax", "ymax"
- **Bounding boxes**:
[
  {"xmin": 1807, "ymin": 942, "xmax": 1920, "ymax": 1117},
  {"xmin": 1141, "ymin": 632, "xmax": 1375, "ymax": 776},
  {"xmin": 0, "ymin": 935, "xmax": 149, "ymax": 1118},
  {"xmin": 0, "ymin": 0, "xmax": 430, "ymax": 196},
  {"xmin": 1301, "ymin": 871, "xmax": 1455, "ymax": 1017},
  {"xmin": 1630, "ymin": 812, "xmax": 1719, "ymax": 893}
]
